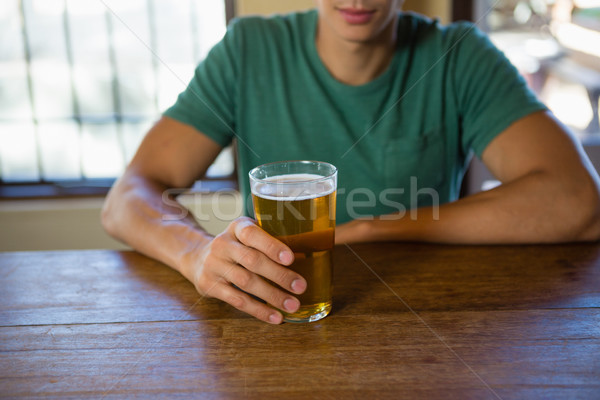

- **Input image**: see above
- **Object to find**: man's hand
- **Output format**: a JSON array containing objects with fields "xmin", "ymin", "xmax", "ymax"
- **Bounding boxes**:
[
  {"xmin": 102, "ymin": 117, "xmax": 308, "ymax": 325},
  {"xmin": 182, "ymin": 217, "xmax": 307, "ymax": 324}
]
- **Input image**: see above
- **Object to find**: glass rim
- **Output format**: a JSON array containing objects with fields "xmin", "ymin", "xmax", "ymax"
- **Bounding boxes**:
[{"xmin": 248, "ymin": 160, "xmax": 337, "ymax": 185}]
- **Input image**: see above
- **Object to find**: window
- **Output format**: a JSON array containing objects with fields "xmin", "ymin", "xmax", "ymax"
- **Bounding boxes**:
[
  {"xmin": 0, "ymin": 0, "xmax": 233, "ymax": 190},
  {"xmin": 460, "ymin": 1, "xmax": 600, "ymax": 195},
  {"xmin": 475, "ymin": 0, "xmax": 600, "ymax": 138}
]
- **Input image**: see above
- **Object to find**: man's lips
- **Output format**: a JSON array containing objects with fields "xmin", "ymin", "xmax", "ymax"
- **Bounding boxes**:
[{"xmin": 337, "ymin": 8, "xmax": 376, "ymax": 25}]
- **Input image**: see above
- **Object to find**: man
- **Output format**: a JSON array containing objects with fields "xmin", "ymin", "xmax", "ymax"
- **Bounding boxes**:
[{"xmin": 102, "ymin": 0, "xmax": 600, "ymax": 324}]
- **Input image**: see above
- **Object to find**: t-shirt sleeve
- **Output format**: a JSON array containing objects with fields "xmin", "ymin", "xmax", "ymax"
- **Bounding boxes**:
[
  {"xmin": 162, "ymin": 20, "xmax": 241, "ymax": 147},
  {"xmin": 450, "ymin": 23, "xmax": 548, "ymax": 158}
]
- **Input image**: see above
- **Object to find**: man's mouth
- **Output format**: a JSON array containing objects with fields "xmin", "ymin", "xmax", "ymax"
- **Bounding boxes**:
[{"xmin": 337, "ymin": 8, "xmax": 376, "ymax": 25}]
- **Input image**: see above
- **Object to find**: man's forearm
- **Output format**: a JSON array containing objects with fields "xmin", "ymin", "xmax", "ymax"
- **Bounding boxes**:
[
  {"xmin": 101, "ymin": 173, "xmax": 213, "ymax": 280},
  {"xmin": 337, "ymin": 170, "xmax": 600, "ymax": 245}
]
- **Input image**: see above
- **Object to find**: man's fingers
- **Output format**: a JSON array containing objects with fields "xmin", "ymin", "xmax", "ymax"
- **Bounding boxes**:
[
  {"xmin": 209, "ymin": 281, "xmax": 286, "ymax": 325},
  {"xmin": 228, "ymin": 241, "xmax": 306, "ymax": 295},
  {"xmin": 224, "ymin": 263, "xmax": 301, "ymax": 313},
  {"xmin": 199, "ymin": 259, "xmax": 301, "ymax": 319},
  {"xmin": 232, "ymin": 218, "xmax": 294, "ymax": 265},
  {"xmin": 193, "ymin": 217, "xmax": 308, "ymax": 325}
]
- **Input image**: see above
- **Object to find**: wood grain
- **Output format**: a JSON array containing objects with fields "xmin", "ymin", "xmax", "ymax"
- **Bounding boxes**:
[{"xmin": 1, "ymin": 243, "xmax": 599, "ymax": 399}]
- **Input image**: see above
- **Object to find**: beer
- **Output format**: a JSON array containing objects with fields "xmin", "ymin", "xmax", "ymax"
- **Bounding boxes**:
[{"xmin": 249, "ymin": 164, "xmax": 337, "ymax": 323}]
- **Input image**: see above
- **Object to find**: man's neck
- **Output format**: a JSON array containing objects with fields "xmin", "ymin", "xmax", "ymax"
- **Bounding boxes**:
[{"xmin": 315, "ymin": 19, "xmax": 398, "ymax": 86}]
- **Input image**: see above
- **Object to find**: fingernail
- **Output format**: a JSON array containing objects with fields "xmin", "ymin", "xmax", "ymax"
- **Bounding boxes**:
[
  {"xmin": 279, "ymin": 250, "xmax": 293, "ymax": 264},
  {"xmin": 291, "ymin": 279, "xmax": 306, "ymax": 294},
  {"xmin": 269, "ymin": 313, "xmax": 282, "ymax": 324},
  {"xmin": 283, "ymin": 298, "xmax": 299, "ymax": 313}
]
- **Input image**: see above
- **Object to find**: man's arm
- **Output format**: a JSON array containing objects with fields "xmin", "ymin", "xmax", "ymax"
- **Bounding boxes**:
[
  {"xmin": 336, "ymin": 111, "xmax": 600, "ymax": 244},
  {"xmin": 102, "ymin": 116, "xmax": 306, "ymax": 324}
]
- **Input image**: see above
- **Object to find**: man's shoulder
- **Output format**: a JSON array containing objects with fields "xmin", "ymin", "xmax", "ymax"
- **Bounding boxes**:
[
  {"xmin": 229, "ymin": 9, "xmax": 316, "ymax": 37},
  {"xmin": 398, "ymin": 12, "xmax": 486, "ymax": 54},
  {"xmin": 399, "ymin": 11, "xmax": 476, "ymax": 34}
]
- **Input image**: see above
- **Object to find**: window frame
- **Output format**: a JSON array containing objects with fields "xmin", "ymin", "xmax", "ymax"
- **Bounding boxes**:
[{"xmin": 0, "ymin": 0, "xmax": 236, "ymax": 199}]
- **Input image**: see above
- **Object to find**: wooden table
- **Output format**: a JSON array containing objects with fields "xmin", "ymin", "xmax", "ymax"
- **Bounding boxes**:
[{"xmin": 1, "ymin": 243, "xmax": 599, "ymax": 399}]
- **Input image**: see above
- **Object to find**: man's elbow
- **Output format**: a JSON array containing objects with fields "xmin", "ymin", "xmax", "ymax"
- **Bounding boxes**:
[
  {"xmin": 101, "ymin": 188, "xmax": 122, "ymax": 240},
  {"xmin": 573, "ymin": 182, "xmax": 600, "ymax": 242}
]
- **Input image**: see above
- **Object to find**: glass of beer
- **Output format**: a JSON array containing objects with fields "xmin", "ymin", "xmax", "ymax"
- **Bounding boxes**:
[{"xmin": 249, "ymin": 161, "xmax": 337, "ymax": 323}]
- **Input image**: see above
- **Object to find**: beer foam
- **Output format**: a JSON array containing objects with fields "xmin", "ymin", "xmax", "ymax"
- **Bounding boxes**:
[{"xmin": 252, "ymin": 173, "xmax": 335, "ymax": 201}]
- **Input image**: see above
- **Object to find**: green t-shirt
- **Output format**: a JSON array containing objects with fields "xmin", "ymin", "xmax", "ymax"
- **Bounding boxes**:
[{"xmin": 164, "ymin": 10, "xmax": 546, "ymax": 224}]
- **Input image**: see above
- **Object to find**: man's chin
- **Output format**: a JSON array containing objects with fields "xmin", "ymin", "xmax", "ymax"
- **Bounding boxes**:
[
  {"xmin": 336, "ymin": 28, "xmax": 379, "ymax": 44},
  {"xmin": 341, "ymin": 34, "xmax": 381, "ymax": 45}
]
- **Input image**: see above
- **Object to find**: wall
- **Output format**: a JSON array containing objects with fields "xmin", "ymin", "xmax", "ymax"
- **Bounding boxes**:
[
  {"xmin": 236, "ymin": 0, "xmax": 451, "ymax": 23},
  {"xmin": 0, "ymin": 192, "xmax": 242, "ymax": 251},
  {"xmin": 236, "ymin": 0, "xmax": 314, "ymax": 16},
  {"xmin": 403, "ymin": 0, "xmax": 451, "ymax": 23},
  {"xmin": 0, "ymin": 198, "xmax": 127, "ymax": 251}
]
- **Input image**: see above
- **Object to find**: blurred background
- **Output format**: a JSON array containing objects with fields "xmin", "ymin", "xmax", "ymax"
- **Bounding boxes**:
[
  {"xmin": 0, "ymin": 0, "xmax": 231, "ymax": 184},
  {"xmin": 1, "ymin": 0, "xmax": 599, "ymax": 250},
  {"xmin": 480, "ymin": 0, "xmax": 600, "ymax": 138}
]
